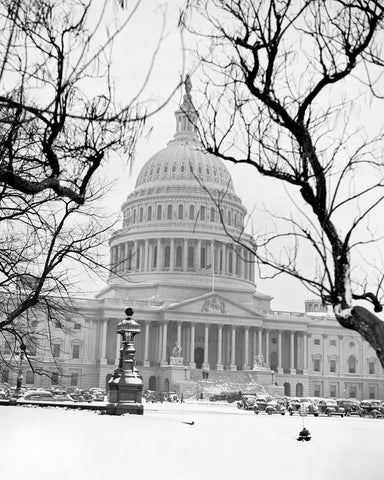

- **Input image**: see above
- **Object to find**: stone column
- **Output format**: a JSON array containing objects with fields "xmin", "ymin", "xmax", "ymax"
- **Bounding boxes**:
[
  {"xmin": 100, "ymin": 319, "xmax": 107, "ymax": 365},
  {"xmin": 156, "ymin": 239, "xmax": 161, "ymax": 271},
  {"xmin": 196, "ymin": 239, "xmax": 201, "ymax": 270},
  {"xmin": 265, "ymin": 329, "xmax": 270, "ymax": 367},
  {"xmin": 144, "ymin": 239, "xmax": 149, "ymax": 271},
  {"xmin": 203, "ymin": 324, "xmax": 210, "ymax": 370},
  {"xmin": 183, "ymin": 239, "xmax": 188, "ymax": 271},
  {"xmin": 258, "ymin": 328, "xmax": 263, "ymax": 357},
  {"xmin": 160, "ymin": 322, "xmax": 168, "ymax": 366},
  {"xmin": 278, "ymin": 330, "xmax": 283, "ymax": 373},
  {"xmin": 216, "ymin": 324, "xmax": 223, "ymax": 371},
  {"xmin": 133, "ymin": 241, "xmax": 138, "ymax": 270},
  {"xmin": 189, "ymin": 323, "xmax": 196, "ymax": 368},
  {"xmin": 144, "ymin": 322, "xmax": 150, "ymax": 367},
  {"xmin": 230, "ymin": 325, "xmax": 237, "ymax": 371},
  {"xmin": 157, "ymin": 324, "xmax": 162, "ymax": 364},
  {"xmin": 303, "ymin": 333, "xmax": 308, "ymax": 373},
  {"xmin": 252, "ymin": 328, "xmax": 257, "ymax": 366},
  {"xmin": 177, "ymin": 322, "xmax": 182, "ymax": 348},
  {"xmin": 170, "ymin": 238, "xmax": 175, "ymax": 271},
  {"xmin": 290, "ymin": 331, "xmax": 296, "ymax": 374},
  {"xmin": 221, "ymin": 243, "xmax": 225, "ymax": 274},
  {"xmin": 148, "ymin": 242, "xmax": 153, "ymax": 271},
  {"xmin": 243, "ymin": 327, "xmax": 250, "ymax": 370}
]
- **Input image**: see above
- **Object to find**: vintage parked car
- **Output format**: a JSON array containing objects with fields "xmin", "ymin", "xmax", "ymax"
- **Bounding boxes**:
[
  {"xmin": 163, "ymin": 391, "xmax": 179, "ymax": 402},
  {"xmin": 226, "ymin": 391, "xmax": 242, "ymax": 403},
  {"xmin": 88, "ymin": 388, "xmax": 105, "ymax": 401},
  {"xmin": 336, "ymin": 399, "xmax": 361, "ymax": 416},
  {"xmin": 22, "ymin": 390, "xmax": 73, "ymax": 402},
  {"xmin": 317, "ymin": 399, "xmax": 345, "ymax": 417},
  {"xmin": 209, "ymin": 392, "xmax": 228, "ymax": 402},
  {"xmin": 237, "ymin": 394, "xmax": 257, "ymax": 410},
  {"xmin": 360, "ymin": 400, "xmax": 384, "ymax": 418},
  {"xmin": 254, "ymin": 398, "xmax": 286, "ymax": 415}
]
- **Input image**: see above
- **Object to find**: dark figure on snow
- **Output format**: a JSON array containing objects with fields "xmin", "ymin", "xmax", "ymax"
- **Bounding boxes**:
[{"xmin": 297, "ymin": 427, "xmax": 311, "ymax": 442}]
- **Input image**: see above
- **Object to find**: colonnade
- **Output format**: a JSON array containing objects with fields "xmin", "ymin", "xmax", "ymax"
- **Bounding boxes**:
[
  {"xmin": 110, "ymin": 239, "xmax": 255, "ymax": 282},
  {"xmin": 100, "ymin": 319, "xmax": 309, "ymax": 373}
]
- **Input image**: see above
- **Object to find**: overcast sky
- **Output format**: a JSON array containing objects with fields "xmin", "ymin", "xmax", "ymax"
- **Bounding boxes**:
[{"xmin": 79, "ymin": 1, "xmax": 384, "ymax": 315}]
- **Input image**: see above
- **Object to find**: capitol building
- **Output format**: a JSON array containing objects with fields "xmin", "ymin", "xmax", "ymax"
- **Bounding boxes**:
[{"xmin": 3, "ymin": 83, "xmax": 384, "ymax": 401}]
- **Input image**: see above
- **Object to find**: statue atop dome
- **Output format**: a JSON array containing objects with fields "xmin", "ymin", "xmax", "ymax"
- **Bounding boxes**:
[{"xmin": 184, "ymin": 74, "xmax": 192, "ymax": 97}]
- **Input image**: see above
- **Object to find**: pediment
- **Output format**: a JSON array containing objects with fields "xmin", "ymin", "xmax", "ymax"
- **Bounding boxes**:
[{"xmin": 164, "ymin": 292, "xmax": 264, "ymax": 319}]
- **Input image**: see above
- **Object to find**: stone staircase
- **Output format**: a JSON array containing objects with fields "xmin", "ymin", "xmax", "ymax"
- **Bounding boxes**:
[{"xmin": 190, "ymin": 369, "xmax": 267, "ymax": 397}]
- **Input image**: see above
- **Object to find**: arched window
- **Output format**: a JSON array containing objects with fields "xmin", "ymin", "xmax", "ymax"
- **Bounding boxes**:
[
  {"xmin": 176, "ymin": 246, "xmax": 182, "ymax": 268},
  {"xmin": 284, "ymin": 382, "xmax": 291, "ymax": 396},
  {"xmin": 200, "ymin": 206, "xmax": 205, "ymax": 221},
  {"xmin": 227, "ymin": 210, "xmax": 231, "ymax": 226},
  {"xmin": 167, "ymin": 204, "xmax": 173, "ymax": 220},
  {"xmin": 188, "ymin": 246, "xmax": 194, "ymax": 268},
  {"xmin": 349, "ymin": 356, "xmax": 356, "ymax": 374},
  {"xmin": 157, "ymin": 205, "xmax": 162, "ymax": 220},
  {"xmin": 164, "ymin": 245, "xmax": 170, "ymax": 268},
  {"xmin": 153, "ymin": 245, "xmax": 157, "ymax": 269},
  {"xmin": 133, "ymin": 209, "xmax": 136, "ymax": 223},
  {"xmin": 189, "ymin": 205, "xmax": 194, "ymax": 220},
  {"xmin": 128, "ymin": 248, "xmax": 132, "ymax": 270},
  {"xmin": 147, "ymin": 206, "xmax": 152, "ymax": 221},
  {"xmin": 139, "ymin": 207, "xmax": 143, "ymax": 222},
  {"xmin": 210, "ymin": 207, "xmax": 215, "ymax": 222},
  {"xmin": 228, "ymin": 250, "xmax": 233, "ymax": 274},
  {"xmin": 296, "ymin": 383, "xmax": 304, "ymax": 397},
  {"xmin": 178, "ymin": 204, "xmax": 183, "ymax": 220},
  {"xmin": 135, "ymin": 248, "xmax": 141, "ymax": 270},
  {"xmin": 200, "ymin": 247, "xmax": 206, "ymax": 268}
]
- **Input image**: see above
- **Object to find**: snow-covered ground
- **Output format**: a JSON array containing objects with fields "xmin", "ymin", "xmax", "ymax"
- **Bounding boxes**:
[{"xmin": 1, "ymin": 400, "xmax": 383, "ymax": 480}]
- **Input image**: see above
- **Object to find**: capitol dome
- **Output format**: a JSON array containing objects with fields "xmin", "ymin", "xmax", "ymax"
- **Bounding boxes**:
[{"xmin": 108, "ymin": 77, "xmax": 255, "ymax": 296}]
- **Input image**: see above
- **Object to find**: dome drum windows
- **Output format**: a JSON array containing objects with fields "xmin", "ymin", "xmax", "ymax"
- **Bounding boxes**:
[{"xmin": 167, "ymin": 205, "xmax": 173, "ymax": 220}]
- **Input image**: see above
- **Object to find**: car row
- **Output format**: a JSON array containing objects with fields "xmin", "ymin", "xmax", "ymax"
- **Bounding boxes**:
[
  {"xmin": 0, "ymin": 385, "xmax": 106, "ymax": 403},
  {"xmin": 287, "ymin": 397, "xmax": 384, "ymax": 418},
  {"xmin": 143, "ymin": 390, "xmax": 179, "ymax": 403}
]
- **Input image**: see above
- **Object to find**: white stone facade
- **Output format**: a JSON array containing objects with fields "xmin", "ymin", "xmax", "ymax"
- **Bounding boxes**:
[{"xmin": 2, "ymin": 85, "xmax": 383, "ymax": 401}]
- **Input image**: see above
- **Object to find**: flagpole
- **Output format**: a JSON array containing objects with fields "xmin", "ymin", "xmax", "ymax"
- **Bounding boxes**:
[{"xmin": 212, "ymin": 241, "xmax": 215, "ymax": 293}]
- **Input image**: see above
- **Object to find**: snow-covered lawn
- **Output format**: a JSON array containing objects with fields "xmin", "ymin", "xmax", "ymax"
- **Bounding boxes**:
[{"xmin": 1, "ymin": 401, "xmax": 383, "ymax": 480}]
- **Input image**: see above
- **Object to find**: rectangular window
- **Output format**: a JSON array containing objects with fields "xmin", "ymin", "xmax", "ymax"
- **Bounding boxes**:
[
  {"xmin": 74, "ymin": 323, "xmax": 81, "ymax": 330},
  {"xmin": 72, "ymin": 344, "xmax": 80, "ymax": 359},
  {"xmin": 314, "ymin": 358, "xmax": 320, "ymax": 372},
  {"xmin": 314, "ymin": 339, "xmax": 320, "ymax": 346},
  {"xmin": 330, "ymin": 359, "xmax": 336, "ymax": 373},
  {"xmin": 369, "ymin": 362, "xmax": 375, "ymax": 374},
  {"xmin": 53, "ymin": 344, "xmax": 60, "ymax": 358},
  {"xmin": 55, "ymin": 321, "xmax": 61, "ymax": 328},
  {"xmin": 3, "ymin": 343, "xmax": 11, "ymax": 356},
  {"xmin": 51, "ymin": 372, "xmax": 59, "ymax": 385},
  {"xmin": 314, "ymin": 384, "xmax": 321, "ymax": 397},
  {"xmin": 369, "ymin": 385, "xmax": 376, "ymax": 399},
  {"xmin": 26, "ymin": 371, "xmax": 35, "ymax": 385},
  {"xmin": 330, "ymin": 339, "xmax": 336, "ymax": 347},
  {"xmin": 330, "ymin": 384, "xmax": 337, "ymax": 398},
  {"xmin": 71, "ymin": 372, "xmax": 78, "ymax": 387},
  {"xmin": 349, "ymin": 385, "xmax": 357, "ymax": 398}
]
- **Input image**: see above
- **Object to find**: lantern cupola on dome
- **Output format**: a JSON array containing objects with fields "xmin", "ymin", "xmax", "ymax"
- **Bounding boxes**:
[{"xmin": 173, "ymin": 74, "xmax": 199, "ymax": 142}]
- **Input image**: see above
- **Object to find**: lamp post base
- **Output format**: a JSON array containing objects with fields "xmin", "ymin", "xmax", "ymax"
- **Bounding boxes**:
[{"xmin": 106, "ymin": 402, "xmax": 143, "ymax": 416}]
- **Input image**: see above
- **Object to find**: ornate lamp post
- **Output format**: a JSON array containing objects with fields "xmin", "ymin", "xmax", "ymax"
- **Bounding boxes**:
[{"xmin": 106, "ymin": 308, "xmax": 143, "ymax": 415}]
